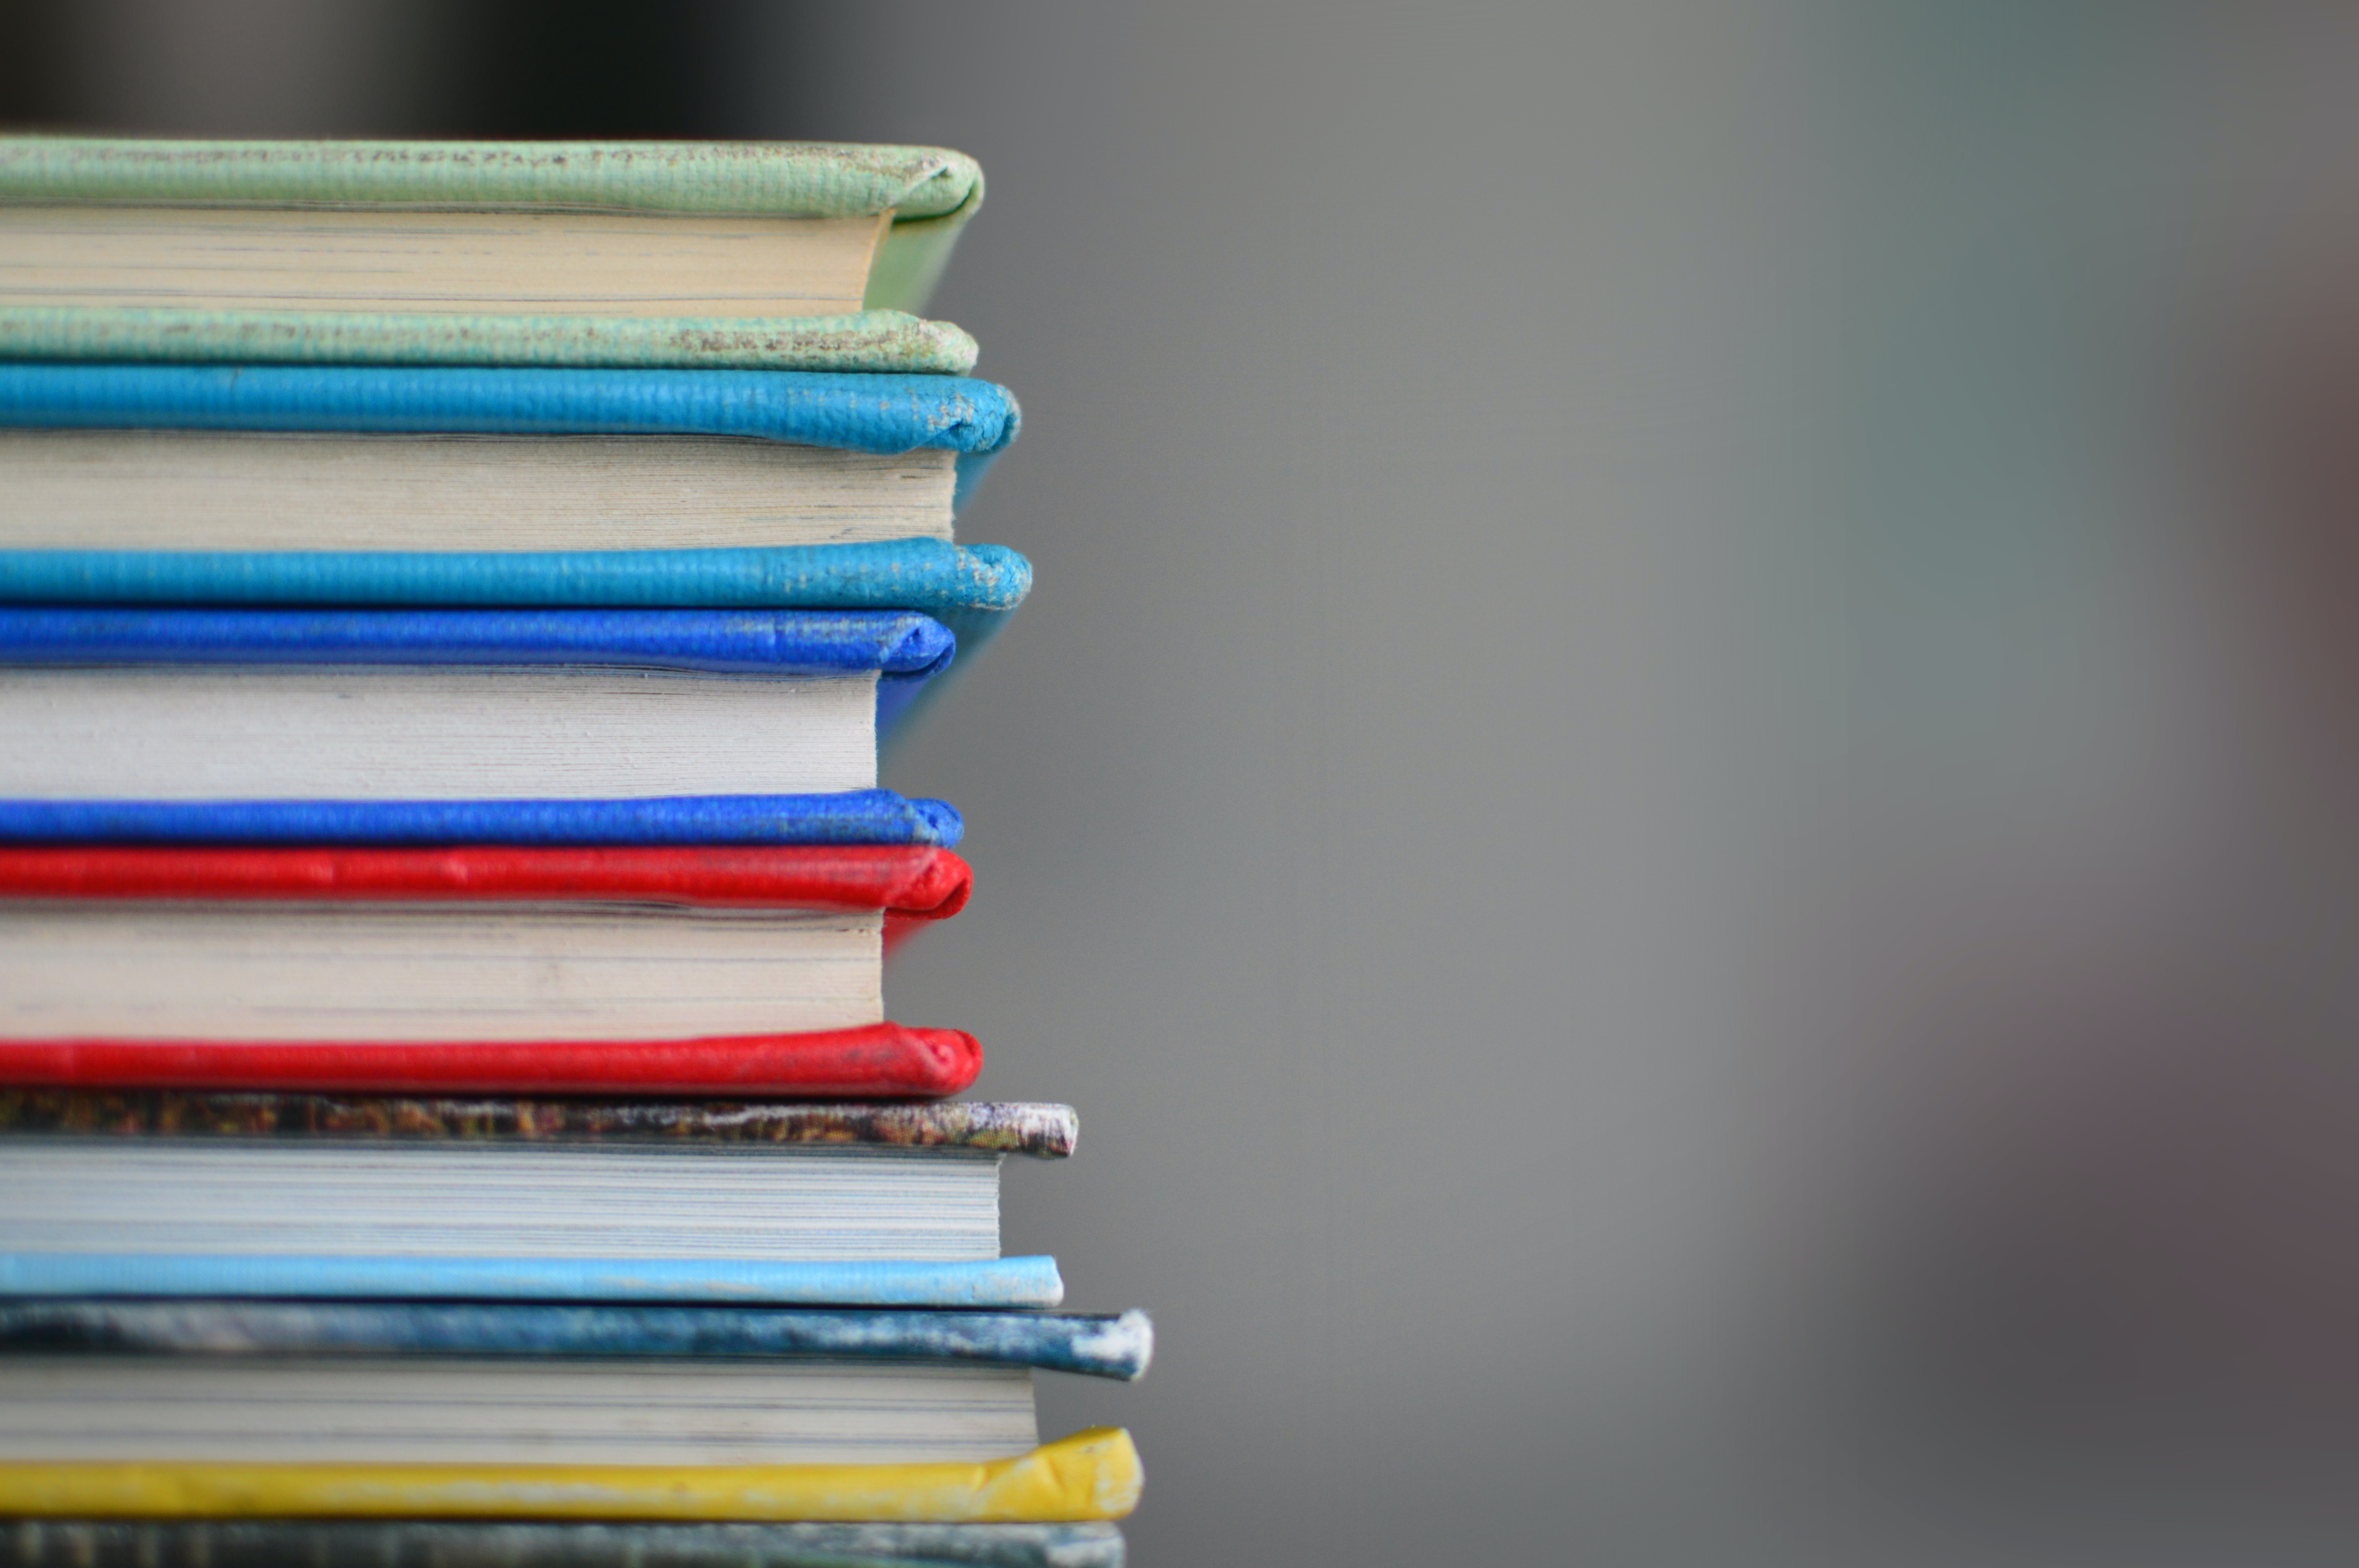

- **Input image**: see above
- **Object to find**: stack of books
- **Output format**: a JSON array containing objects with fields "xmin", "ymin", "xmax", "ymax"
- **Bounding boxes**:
[{"xmin": 0, "ymin": 139, "xmax": 1143, "ymax": 1568}]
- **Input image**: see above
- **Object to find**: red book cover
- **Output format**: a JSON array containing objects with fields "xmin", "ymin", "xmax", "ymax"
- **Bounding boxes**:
[
  {"xmin": 0, "ymin": 846, "xmax": 978, "ymax": 1097},
  {"xmin": 0, "ymin": 843, "xmax": 969, "ymax": 917},
  {"xmin": 0, "ymin": 1023, "xmax": 980, "ymax": 1099}
]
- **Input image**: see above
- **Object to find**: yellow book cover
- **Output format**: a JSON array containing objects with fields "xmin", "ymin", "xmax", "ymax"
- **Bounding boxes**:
[{"xmin": 0, "ymin": 1429, "xmax": 1140, "ymax": 1523}]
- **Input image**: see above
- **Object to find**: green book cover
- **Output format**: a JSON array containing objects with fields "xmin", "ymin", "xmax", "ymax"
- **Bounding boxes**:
[{"xmin": 0, "ymin": 139, "xmax": 985, "ymax": 370}]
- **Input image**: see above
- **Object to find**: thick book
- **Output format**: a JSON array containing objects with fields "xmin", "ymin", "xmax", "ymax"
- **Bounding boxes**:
[
  {"xmin": 0, "ymin": 365, "xmax": 1021, "ymax": 544},
  {"xmin": 0, "ymin": 1303, "xmax": 1150, "ymax": 1468},
  {"xmin": 0, "ymin": 139, "xmax": 985, "ymax": 372},
  {"xmin": 0, "ymin": 1095, "xmax": 1074, "ymax": 1308},
  {"xmin": 0, "ymin": 607, "xmax": 949, "ymax": 797},
  {"xmin": 0, "ymin": 1427, "xmax": 1141, "ymax": 1522},
  {"xmin": 0, "ymin": 1521, "xmax": 1127, "ymax": 1568},
  {"xmin": 0, "ymin": 845, "xmax": 974, "ymax": 1093}
]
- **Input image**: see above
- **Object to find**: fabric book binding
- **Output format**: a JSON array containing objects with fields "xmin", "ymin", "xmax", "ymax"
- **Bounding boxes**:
[
  {"xmin": 0, "ymin": 139, "xmax": 987, "ymax": 371},
  {"xmin": 0, "ymin": 363, "xmax": 1021, "ymax": 509}
]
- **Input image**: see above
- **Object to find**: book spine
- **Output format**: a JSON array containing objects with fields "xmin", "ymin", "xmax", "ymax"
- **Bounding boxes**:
[{"xmin": 0, "ymin": 1024, "xmax": 980, "ymax": 1099}]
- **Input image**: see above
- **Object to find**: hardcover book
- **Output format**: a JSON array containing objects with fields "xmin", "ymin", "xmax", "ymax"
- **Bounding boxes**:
[
  {"xmin": 0, "ymin": 1303, "xmax": 1149, "ymax": 1468},
  {"xmin": 0, "ymin": 606, "xmax": 952, "ymax": 798},
  {"xmin": 0, "ymin": 140, "xmax": 987, "ymax": 372},
  {"xmin": 0, "ymin": 1095, "xmax": 1075, "ymax": 1307},
  {"xmin": 0, "ymin": 845, "xmax": 975, "ymax": 1094},
  {"xmin": 0, "ymin": 365, "xmax": 1021, "ymax": 544}
]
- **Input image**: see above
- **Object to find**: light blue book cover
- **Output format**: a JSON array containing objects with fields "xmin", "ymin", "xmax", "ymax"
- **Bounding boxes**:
[{"xmin": 0, "ymin": 1255, "xmax": 1065, "ymax": 1310}]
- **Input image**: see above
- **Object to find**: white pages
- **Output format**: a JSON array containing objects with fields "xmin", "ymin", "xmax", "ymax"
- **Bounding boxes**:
[{"xmin": 0, "ymin": 666, "xmax": 877, "ymax": 799}]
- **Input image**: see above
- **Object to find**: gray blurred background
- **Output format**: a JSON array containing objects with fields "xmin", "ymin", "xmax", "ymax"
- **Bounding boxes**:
[{"xmin": 8, "ymin": 3, "xmax": 2359, "ymax": 1562}]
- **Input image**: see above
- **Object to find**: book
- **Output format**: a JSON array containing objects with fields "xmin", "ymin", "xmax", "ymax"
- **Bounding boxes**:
[
  {"xmin": 0, "ymin": 1303, "xmax": 1150, "ymax": 1467},
  {"xmin": 0, "ymin": 365, "xmax": 1021, "ymax": 545},
  {"xmin": 0, "ymin": 1426, "xmax": 1141, "ymax": 1522},
  {"xmin": 0, "ymin": 845, "xmax": 974, "ymax": 1092},
  {"xmin": 0, "ymin": 1520, "xmax": 1128, "ymax": 1568},
  {"xmin": 0, "ymin": 1358, "xmax": 1043, "ymax": 1467},
  {"xmin": 0, "ymin": 1095, "xmax": 1073, "ymax": 1307},
  {"xmin": 0, "ymin": 607, "xmax": 951, "ymax": 799},
  {"xmin": 0, "ymin": 140, "xmax": 987, "ymax": 372}
]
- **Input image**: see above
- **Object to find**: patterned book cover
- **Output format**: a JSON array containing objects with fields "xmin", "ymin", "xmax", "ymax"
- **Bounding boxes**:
[
  {"xmin": 0, "ymin": 1301, "xmax": 1152, "ymax": 1380},
  {"xmin": 0, "ymin": 1520, "xmax": 1125, "ymax": 1568},
  {"xmin": 0, "ymin": 1094, "xmax": 1076, "ymax": 1154}
]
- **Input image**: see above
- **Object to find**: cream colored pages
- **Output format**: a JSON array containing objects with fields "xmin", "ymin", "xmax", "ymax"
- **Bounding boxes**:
[
  {"xmin": 0, "ymin": 432, "xmax": 958, "ymax": 549},
  {"xmin": 0, "ymin": 904, "xmax": 881, "ymax": 1042},
  {"xmin": 0, "ymin": 668, "xmax": 878, "ymax": 799},
  {"xmin": 0, "ymin": 207, "xmax": 889, "ymax": 316},
  {"xmin": 0, "ymin": 1360, "xmax": 1037, "ymax": 1466}
]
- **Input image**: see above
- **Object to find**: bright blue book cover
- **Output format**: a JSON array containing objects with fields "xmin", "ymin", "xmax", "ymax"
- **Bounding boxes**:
[
  {"xmin": 0, "ymin": 1255, "xmax": 1064, "ymax": 1310},
  {"xmin": 0, "ymin": 605, "xmax": 952, "ymax": 735},
  {"xmin": 0, "ymin": 364, "xmax": 1020, "ymax": 506},
  {"xmin": 0, "ymin": 606, "xmax": 952, "ymax": 674},
  {"xmin": 0, "ymin": 792, "xmax": 962, "ymax": 847},
  {"xmin": 0, "ymin": 1302, "xmax": 1154, "ymax": 1380}
]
